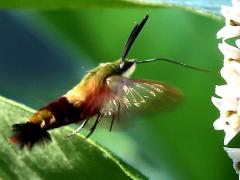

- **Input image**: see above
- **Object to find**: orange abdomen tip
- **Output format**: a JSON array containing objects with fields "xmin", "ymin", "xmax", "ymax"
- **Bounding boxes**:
[{"xmin": 10, "ymin": 135, "xmax": 18, "ymax": 144}]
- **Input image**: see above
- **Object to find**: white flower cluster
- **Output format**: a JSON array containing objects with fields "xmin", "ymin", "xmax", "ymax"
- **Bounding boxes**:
[
  {"xmin": 212, "ymin": 0, "xmax": 240, "ymax": 177},
  {"xmin": 212, "ymin": 0, "xmax": 240, "ymax": 146}
]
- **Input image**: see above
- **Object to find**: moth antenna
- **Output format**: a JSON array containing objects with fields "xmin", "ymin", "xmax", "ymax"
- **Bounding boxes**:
[
  {"xmin": 121, "ymin": 15, "xmax": 149, "ymax": 61},
  {"xmin": 136, "ymin": 58, "xmax": 216, "ymax": 73}
]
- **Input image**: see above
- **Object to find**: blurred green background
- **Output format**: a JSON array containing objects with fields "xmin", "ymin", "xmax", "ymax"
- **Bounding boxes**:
[{"xmin": 0, "ymin": 7, "xmax": 233, "ymax": 180}]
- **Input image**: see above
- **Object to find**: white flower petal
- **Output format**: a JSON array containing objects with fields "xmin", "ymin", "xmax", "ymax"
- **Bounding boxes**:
[
  {"xmin": 237, "ymin": 101, "xmax": 240, "ymax": 114},
  {"xmin": 232, "ymin": 1, "xmax": 240, "ymax": 18},
  {"xmin": 224, "ymin": 57, "xmax": 233, "ymax": 65},
  {"xmin": 224, "ymin": 147, "xmax": 240, "ymax": 174},
  {"xmin": 224, "ymin": 147, "xmax": 240, "ymax": 162},
  {"xmin": 215, "ymin": 85, "xmax": 240, "ymax": 98},
  {"xmin": 232, "ymin": 61, "xmax": 240, "ymax": 75},
  {"xmin": 222, "ymin": 98, "xmax": 238, "ymax": 112},
  {"xmin": 223, "ymin": 115, "xmax": 240, "ymax": 145},
  {"xmin": 217, "ymin": 26, "xmax": 240, "ymax": 40},
  {"xmin": 236, "ymin": 39, "xmax": 240, "ymax": 49},
  {"xmin": 221, "ymin": 63, "xmax": 240, "ymax": 85},
  {"xmin": 232, "ymin": 0, "xmax": 240, "ymax": 8},
  {"xmin": 211, "ymin": 97, "xmax": 222, "ymax": 110},
  {"xmin": 218, "ymin": 42, "xmax": 240, "ymax": 60},
  {"xmin": 221, "ymin": 5, "xmax": 240, "ymax": 24},
  {"xmin": 221, "ymin": 6, "xmax": 232, "ymax": 19},
  {"xmin": 212, "ymin": 96, "xmax": 238, "ymax": 112},
  {"xmin": 213, "ymin": 117, "xmax": 227, "ymax": 130},
  {"xmin": 228, "ymin": 114, "xmax": 240, "ymax": 128},
  {"xmin": 215, "ymin": 85, "xmax": 230, "ymax": 97},
  {"xmin": 224, "ymin": 127, "xmax": 239, "ymax": 145},
  {"xmin": 214, "ymin": 115, "xmax": 240, "ymax": 145}
]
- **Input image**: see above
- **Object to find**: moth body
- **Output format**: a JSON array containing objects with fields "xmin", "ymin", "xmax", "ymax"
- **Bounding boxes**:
[{"xmin": 10, "ymin": 59, "xmax": 137, "ymax": 148}]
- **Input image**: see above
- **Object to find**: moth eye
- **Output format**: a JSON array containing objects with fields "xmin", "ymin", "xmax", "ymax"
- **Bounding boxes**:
[{"xmin": 120, "ymin": 61, "xmax": 125, "ymax": 69}]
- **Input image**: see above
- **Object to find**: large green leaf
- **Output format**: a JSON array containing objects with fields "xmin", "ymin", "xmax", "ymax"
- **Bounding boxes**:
[
  {"xmin": 0, "ymin": 96, "xmax": 146, "ymax": 180},
  {"xmin": 0, "ymin": 0, "xmax": 231, "ymax": 17},
  {"xmin": 0, "ymin": 0, "xmax": 134, "ymax": 9}
]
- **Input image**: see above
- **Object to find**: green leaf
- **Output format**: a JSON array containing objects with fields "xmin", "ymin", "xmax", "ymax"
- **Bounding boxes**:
[
  {"xmin": 0, "ymin": 0, "xmax": 231, "ymax": 18},
  {"xmin": 0, "ymin": 96, "xmax": 146, "ymax": 180},
  {"xmin": 0, "ymin": 0, "xmax": 134, "ymax": 9}
]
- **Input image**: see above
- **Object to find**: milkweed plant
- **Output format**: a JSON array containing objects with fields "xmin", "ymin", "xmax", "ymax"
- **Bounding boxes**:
[{"xmin": 212, "ymin": 0, "xmax": 240, "ymax": 178}]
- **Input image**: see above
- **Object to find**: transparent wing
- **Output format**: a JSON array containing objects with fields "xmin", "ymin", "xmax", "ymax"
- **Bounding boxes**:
[
  {"xmin": 101, "ymin": 76, "xmax": 183, "ymax": 119},
  {"xmin": 68, "ymin": 76, "xmax": 182, "ymax": 136}
]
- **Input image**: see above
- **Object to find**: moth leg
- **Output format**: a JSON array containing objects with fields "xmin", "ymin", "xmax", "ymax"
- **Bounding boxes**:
[
  {"xmin": 86, "ymin": 113, "xmax": 103, "ymax": 138},
  {"xmin": 117, "ymin": 101, "xmax": 121, "ymax": 121},
  {"xmin": 109, "ymin": 114, "xmax": 115, "ymax": 132},
  {"xmin": 65, "ymin": 118, "xmax": 89, "ymax": 138}
]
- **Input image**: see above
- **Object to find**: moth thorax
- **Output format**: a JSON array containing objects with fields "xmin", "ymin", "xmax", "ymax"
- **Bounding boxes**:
[{"xmin": 122, "ymin": 63, "xmax": 136, "ymax": 77}]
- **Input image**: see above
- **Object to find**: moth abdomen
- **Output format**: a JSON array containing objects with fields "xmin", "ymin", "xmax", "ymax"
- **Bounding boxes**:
[
  {"xmin": 43, "ymin": 96, "xmax": 82, "ymax": 129},
  {"xmin": 10, "ymin": 97, "xmax": 83, "ymax": 149}
]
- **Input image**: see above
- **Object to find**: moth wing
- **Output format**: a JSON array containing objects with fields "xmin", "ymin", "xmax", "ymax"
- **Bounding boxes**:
[{"xmin": 100, "ymin": 76, "xmax": 183, "ymax": 125}]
